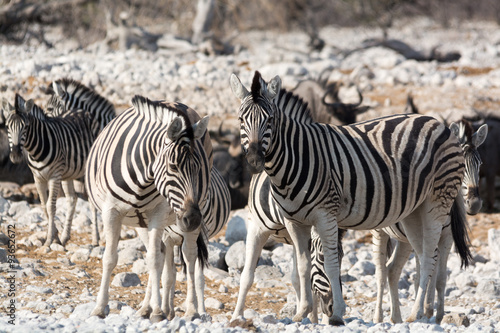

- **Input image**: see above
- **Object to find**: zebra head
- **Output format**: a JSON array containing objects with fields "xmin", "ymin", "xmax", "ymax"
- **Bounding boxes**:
[
  {"xmin": 2, "ymin": 95, "xmax": 32, "ymax": 164},
  {"xmin": 153, "ymin": 111, "xmax": 210, "ymax": 233},
  {"xmin": 450, "ymin": 120, "xmax": 488, "ymax": 215},
  {"xmin": 45, "ymin": 93, "xmax": 66, "ymax": 116},
  {"xmin": 230, "ymin": 71, "xmax": 281, "ymax": 174}
]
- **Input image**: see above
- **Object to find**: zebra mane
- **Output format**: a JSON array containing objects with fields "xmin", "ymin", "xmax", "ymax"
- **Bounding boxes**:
[
  {"xmin": 456, "ymin": 119, "xmax": 473, "ymax": 146},
  {"xmin": 14, "ymin": 94, "xmax": 46, "ymax": 120},
  {"xmin": 131, "ymin": 95, "xmax": 194, "ymax": 140},
  {"xmin": 49, "ymin": 77, "xmax": 115, "ymax": 113},
  {"xmin": 249, "ymin": 71, "xmax": 312, "ymax": 124},
  {"xmin": 275, "ymin": 89, "xmax": 313, "ymax": 124}
]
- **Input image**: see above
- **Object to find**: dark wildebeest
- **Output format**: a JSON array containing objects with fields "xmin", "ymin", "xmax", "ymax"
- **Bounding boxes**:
[{"xmin": 292, "ymin": 79, "xmax": 370, "ymax": 125}]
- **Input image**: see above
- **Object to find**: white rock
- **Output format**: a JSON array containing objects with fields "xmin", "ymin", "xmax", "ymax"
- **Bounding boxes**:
[
  {"xmin": 111, "ymin": 272, "xmax": 141, "ymax": 287},
  {"xmin": 487, "ymin": 229, "xmax": 500, "ymax": 261}
]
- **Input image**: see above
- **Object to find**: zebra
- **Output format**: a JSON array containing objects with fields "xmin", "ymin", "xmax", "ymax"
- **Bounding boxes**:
[
  {"xmin": 231, "ymin": 171, "xmax": 344, "ymax": 324},
  {"xmin": 45, "ymin": 77, "xmax": 117, "ymax": 137},
  {"xmin": 85, "ymin": 95, "xmax": 212, "ymax": 322},
  {"xmin": 230, "ymin": 71, "xmax": 471, "ymax": 325},
  {"xmin": 138, "ymin": 166, "xmax": 231, "ymax": 321},
  {"xmin": 372, "ymin": 119, "xmax": 488, "ymax": 324},
  {"xmin": 1, "ymin": 94, "xmax": 95, "ymax": 248},
  {"xmin": 44, "ymin": 78, "xmax": 118, "ymax": 245}
]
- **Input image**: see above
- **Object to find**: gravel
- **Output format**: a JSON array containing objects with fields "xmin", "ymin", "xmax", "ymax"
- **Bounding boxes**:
[{"xmin": 1, "ymin": 17, "xmax": 500, "ymax": 332}]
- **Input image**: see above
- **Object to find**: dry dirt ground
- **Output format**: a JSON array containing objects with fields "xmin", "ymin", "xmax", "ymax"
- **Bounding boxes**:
[{"xmin": 6, "ymin": 78, "xmax": 500, "ymax": 322}]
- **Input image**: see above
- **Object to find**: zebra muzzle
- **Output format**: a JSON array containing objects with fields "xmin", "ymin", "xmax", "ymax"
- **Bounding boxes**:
[
  {"xmin": 246, "ymin": 142, "xmax": 265, "ymax": 174},
  {"xmin": 177, "ymin": 200, "xmax": 202, "ymax": 233},
  {"xmin": 9, "ymin": 146, "xmax": 24, "ymax": 164},
  {"xmin": 466, "ymin": 187, "xmax": 482, "ymax": 215}
]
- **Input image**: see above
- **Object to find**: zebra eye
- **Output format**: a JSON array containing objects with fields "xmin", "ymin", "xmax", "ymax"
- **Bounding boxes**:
[{"xmin": 169, "ymin": 163, "xmax": 178, "ymax": 172}]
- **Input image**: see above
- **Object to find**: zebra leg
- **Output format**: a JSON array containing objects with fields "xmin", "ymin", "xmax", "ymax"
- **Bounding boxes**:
[
  {"xmin": 161, "ymin": 236, "xmax": 176, "ymax": 320},
  {"xmin": 231, "ymin": 223, "xmax": 271, "ymax": 321},
  {"xmin": 90, "ymin": 202, "xmax": 100, "ymax": 246},
  {"xmin": 315, "ymin": 219, "xmax": 345, "ymax": 326},
  {"xmin": 182, "ymin": 230, "xmax": 200, "ymax": 320},
  {"xmin": 34, "ymin": 179, "xmax": 50, "ymax": 246},
  {"xmin": 60, "ymin": 180, "xmax": 77, "ymax": 246},
  {"xmin": 403, "ymin": 209, "xmax": 442, "ymax": 322},
  {"xmin": 386, "ymin": 240, "xmax": 412, "ymax": 323},
  {"xmin": 284, "ymin": 219, "xmax": 313, "ymax": 323},
  {"xmin": 91, "ymin": 206, "xmax": 122, "ymax": 318},
  {"xmin": 145, "ymin": 223, "xmax": 167, "ymax": 323},
  {"xmin": 44, "ymin": 178, "xmax": 62, "ymax": 246},
  {"xmin": 372, "ymin": 229, "xmax": 390, "ymax": 323},
  {"xmin": 136, "ymin": 227, "xmax": 153, "ymax": 318},
  {"xmin": 195, "ymin": 257, "xmax": 211, "ymax": 321},
  {"xmin": 434, "ymin": 227, "xmax": 453, "ymax": 324}
]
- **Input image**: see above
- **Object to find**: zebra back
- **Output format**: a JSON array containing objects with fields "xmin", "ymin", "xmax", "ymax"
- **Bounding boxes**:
[
  {"xmin": 46, "ymin": 78, "xmax": 116, "ymax": 137},
  {"xmin": 4, "ymin": 94, "xmax": 95, "ymax": 179},
  {"xmin": 85, "ymin": 95, "xmax": 212, "ymax": 233}
]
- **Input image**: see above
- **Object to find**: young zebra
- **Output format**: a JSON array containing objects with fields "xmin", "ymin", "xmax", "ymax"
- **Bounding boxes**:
[
  {"xmin": 372, "ymin": 119, "xmax": 488, "ymax": 324},
  {"xmin": 45, "ymin": 78, "xmax": 116, "ymax": 137},
  {"xmin": 85, "ymin": 95, "xmax": 212, "ymax": 322},
  {"xmin": 139, "ymin": 166, "xmax": 230, "ymax": 321},
  {"xmin": 232, "ymin": 171, "xmax": 343, "ymax": 324},
  {"xmin": 1, "ymin": 95, "xmax": 95, "ymax": 247},
  {"xmin": 230, "ymin": 71, "xmax": 471, "ymax": 325}
]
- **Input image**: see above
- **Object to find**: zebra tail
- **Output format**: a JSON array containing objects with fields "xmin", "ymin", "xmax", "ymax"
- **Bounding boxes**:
[
  {"xmin": 196, "ymin": 228, "xmax": 209, "ymax": 270},
  {"xmin": 450, "ymin": 194, "xmax": 473, "ymax": 269}
]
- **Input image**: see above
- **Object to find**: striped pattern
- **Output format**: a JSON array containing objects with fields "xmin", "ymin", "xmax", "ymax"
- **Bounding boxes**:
[
  {"xmin": 371, "ymin": 118, "xmax": 487, "ymax": 324},
  {"xmin": 86, "ymin": 95, "xmax": 212, "ymax": 321},
  {"xmin": 160, "ymin": 166, "xmax": 231, "ymax": 319},
  {"xmin": 230, "ymin": 71, "xmax": 468, "ymax": 324},
  {"xmin": 2, "ymin": 94, "xmax": 95, "ymax": 246},
  {"xmin": 45, "ymin": 78, "xmax": 116, "ymax": 137}
]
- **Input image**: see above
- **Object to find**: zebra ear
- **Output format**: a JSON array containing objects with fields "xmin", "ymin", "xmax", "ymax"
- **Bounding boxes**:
[
  {"xmin": 1, "ymin": 98, "xmax": 14, "ymax": 121},
  {"xmin": 192, "ymin": 116, "xmax": 210, "ymax": 141},
  {"xmin": 166, "ymin": 117, "xmax": 184, "ymax": 141},
  {"xmin": 15, "ymin": 94, "xmax": 28, "ymax": 114},
  {"xmin": 266, "ymin": 75, "xmax": 281, "ymax": 99},
  {"xmin": 25, "ymin": 99, "xmax": 35, "ymax": 114},
  {"xmin": 52, "ymin": 81, "xmax": 65, "ymax": 97},
  {"xmin": 449, "ymin": 122, "xmax": 459, "ymax": 138},
  {"xmin": 472, "ymin": 123, "xmax": 488, "ymax": 148},
  {"xmin": 230, "ymin": 73, "xmax": 249, "ymax": 100}
]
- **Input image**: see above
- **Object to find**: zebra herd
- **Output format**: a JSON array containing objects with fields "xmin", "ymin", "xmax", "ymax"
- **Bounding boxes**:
[{"xmin": 0, "ymin": 70, "xmax": 488, "ymax": 326}]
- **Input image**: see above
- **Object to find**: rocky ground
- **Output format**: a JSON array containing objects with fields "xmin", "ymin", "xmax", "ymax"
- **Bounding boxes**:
[{"xmin": 1, "ymin": 17, "xmax": 500, "ymax": 332}]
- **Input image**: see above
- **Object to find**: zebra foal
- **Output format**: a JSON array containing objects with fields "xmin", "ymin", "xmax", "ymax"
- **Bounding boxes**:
[
  {"xmin": 230, "ymin": 71, "xmax": 470, "ymax": 325},
  {"xmin": 2, "ymin": 95, "xmax": 95, "ymax": 248},
  {"xmin": 85, "ymin": 95, "xmax": 212, "ymax": 321}
]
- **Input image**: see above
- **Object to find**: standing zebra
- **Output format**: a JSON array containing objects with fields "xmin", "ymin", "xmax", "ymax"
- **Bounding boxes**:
[
  {"xmin": 44, "ymin": 78, "xmax": 118, "ymax": 245},
  {"xmin": 85, "ymin": 95, "xmax": 212, "ymax": 322},
  {"xmin": 45, "ymin": 78, "xmax": 116, "ymax": 137},
  {"xmin": 231, "ymin": 171, "xmax": 344, "ymax": 324},
  {"xmin": 2, "ymin": 95, "xmax": 95, "ymax": 247},
  {"xmin": 372, "ymin": 119, "xmax": 487, "ymax": 324},
  {"xmin": 143, "ymin": 166, "xmax": 231, "ymax": 321},
  {"xmin": 230, "ymin": 71, "xmax": 470, "ymax": 325}
]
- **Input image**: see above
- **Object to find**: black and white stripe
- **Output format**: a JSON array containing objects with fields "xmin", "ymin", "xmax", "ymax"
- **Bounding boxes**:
[
  {"xmin": 159, "ymin": 166, "xmax": 231, "ymax": 320},
  {"xmin": 371, "ymin": 119, "xmax": 487, "ymax": 324},
  {"xmin": 45, "ymin": 78, "xmax": 116, "ymax": 137},
  {"xmin": 1, "ymin": 94, "xmax": 95, "ymax": 247},
  {"xmin": 230, "ymin": 71, "xmax": 469, "ymax": 324},
  {"xmin": 85, "ymin": 95, "xmax": 212, "ymax": 321}
]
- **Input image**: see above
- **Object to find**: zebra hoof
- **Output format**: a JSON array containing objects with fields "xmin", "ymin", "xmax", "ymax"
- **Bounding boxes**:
[
  {"xmin": 150, "ymin": 313, "xmax": 166, "ymax": 323},
  {"xmin": 200, "ymin": 313, "xmax": 212, "ymax": 322},
  {"xmin": 183, "ymin": 312, "xmax": 200, "ymax": 321},
  {"xmin": 90, "ymin": 307, "xmax": 108, "ymax": 318},
  {"xmin": 328, "ymin": 316, "xmax": 344, "ymax": 326},
  {"xmin": 136, "ymin": 306, "xmax": 152, "ymax": 318}
]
